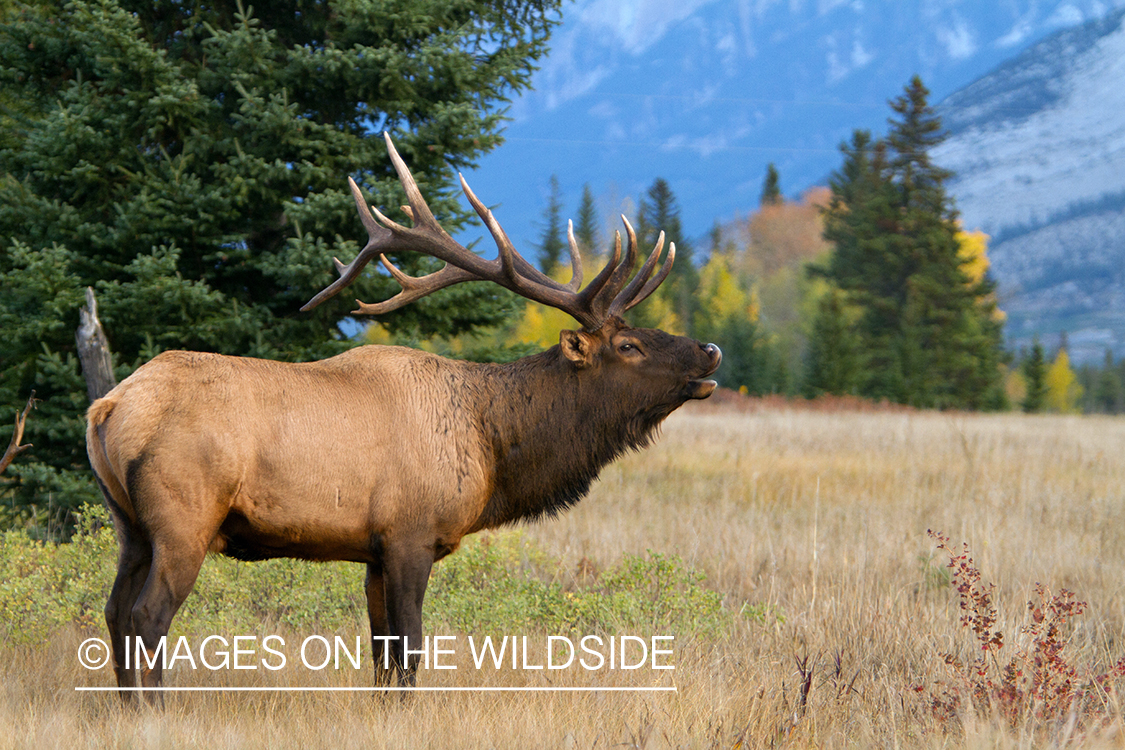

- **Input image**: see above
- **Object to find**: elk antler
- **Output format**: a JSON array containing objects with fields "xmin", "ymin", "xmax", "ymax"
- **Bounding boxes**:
[
  {"xmin": 0, "ymin": 392, "xmax": 35, "ymax": 475},
  {"xmin": 301, "ymin": 133, "xmax": 675, "ymax": 331}
]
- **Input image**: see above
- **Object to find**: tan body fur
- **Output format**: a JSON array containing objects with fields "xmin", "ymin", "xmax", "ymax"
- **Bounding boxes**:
[{"xmin": 89, "ymin": 347, "xmax": 491, "ymax": 566}]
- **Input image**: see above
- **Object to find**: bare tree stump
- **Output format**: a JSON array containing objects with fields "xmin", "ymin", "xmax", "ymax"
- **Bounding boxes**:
[{"xmin": 76, "ymin": 287, "xmax": 117, "ymax": 402}]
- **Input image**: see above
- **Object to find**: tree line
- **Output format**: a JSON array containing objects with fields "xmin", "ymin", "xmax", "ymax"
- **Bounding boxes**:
[{"xmin": 526, "ymin": 77, "xmax": 1012, "ymax": 410}]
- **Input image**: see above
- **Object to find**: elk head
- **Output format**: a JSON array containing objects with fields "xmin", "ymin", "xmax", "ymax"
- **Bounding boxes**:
[{"xmin": 302, "ymin": 133, "xmax": 721, "ymax": 399}]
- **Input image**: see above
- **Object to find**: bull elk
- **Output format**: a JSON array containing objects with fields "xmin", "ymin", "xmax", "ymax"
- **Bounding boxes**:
[{"xmin": 86, "ymin": 134, "xmax": 721, "ymax": 696}]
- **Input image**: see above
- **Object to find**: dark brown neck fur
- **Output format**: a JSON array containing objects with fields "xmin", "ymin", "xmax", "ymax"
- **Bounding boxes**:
[{"xmin": 466, "ymin": 347, "xmax": 679, "ymax": 531}]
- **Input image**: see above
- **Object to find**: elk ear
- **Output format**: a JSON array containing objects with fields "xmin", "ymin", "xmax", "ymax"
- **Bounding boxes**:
[{"xmin": 560, "ymin": 329, "xmax": 597, "ymax": 368}]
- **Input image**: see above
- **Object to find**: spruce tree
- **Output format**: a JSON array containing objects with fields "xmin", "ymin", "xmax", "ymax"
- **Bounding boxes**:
[
  {"xmin": 574, "ymin": 183, "xmax": 600, "ymax": 259},
  {"xmin": 633, "ymin": 178, "xmax": 696, "ymax": 335},
  {"xmin": 821, "ymin": 131, "xmax": 905, "ymax": 400},
  {"xmin": 1094, "ymin": 350, "xmax": 1122, "ymax": 413},
  {"xmin": 536, "ymin": 174, "xmax": 565, "ymax": 272},
  {"xmin": 1022, "ymin": 339, "xmax": 1047, "ymax": 413},
  {"xmin": 0, "ymin": 0, "xmax": 561, "ymax": 530},
  {"xmin": 708, "ymin": 221, "xmax": 724, "ymax": 254},
  {"xmin": 820, "ymin": 77, "xmax": 1004, "ymax": 409},
  {"xmin": 802, "ymin": 288, "xmax": 860, "ymax": 397},
  {"xmin": 760, "ymin": 163, "xmax": 782, "ymax": 206}
]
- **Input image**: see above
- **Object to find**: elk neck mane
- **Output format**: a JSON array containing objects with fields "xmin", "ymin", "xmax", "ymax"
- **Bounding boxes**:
[{"xmin": 468, "ymin": 345, "xmax": 674, "ymax": 531}]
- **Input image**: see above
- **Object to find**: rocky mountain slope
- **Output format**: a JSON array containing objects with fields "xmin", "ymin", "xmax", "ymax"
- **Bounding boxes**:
[{"xmin": 935, "ymin": 9, "xmax": 1125, "ymax": 361}]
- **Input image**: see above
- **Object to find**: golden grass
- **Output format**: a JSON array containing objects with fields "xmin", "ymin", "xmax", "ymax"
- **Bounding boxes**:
[{"xmin": 5, "ymin": 405, "xmax": 1125, "ymax": 748}]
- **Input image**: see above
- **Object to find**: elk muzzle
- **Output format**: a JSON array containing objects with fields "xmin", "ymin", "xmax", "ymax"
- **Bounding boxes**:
[{"xmin": 687, "ymin": 343, "xmax": 722, "ymax": 400}]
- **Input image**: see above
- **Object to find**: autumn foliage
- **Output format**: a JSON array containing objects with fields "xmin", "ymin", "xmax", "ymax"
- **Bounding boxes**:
[{"xmin": 927, "ymin": 531, "xmax": 1125, "ymax": 737}]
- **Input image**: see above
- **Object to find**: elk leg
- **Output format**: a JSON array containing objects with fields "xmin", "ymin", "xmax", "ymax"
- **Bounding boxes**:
[
  {"xmin": 105, "ymin": 524, "xmax": 152, "ymax": 698},
  {"xmin": 364, "ymin": 562, "xmax": 394, "ymax": 687},
  {"xmin": 129, "ymin": 536, "xmax": 208, "ymax": 702},
  {"xmin": 381, "ymin": 546, "xmax": 433, "ymax": 686}
]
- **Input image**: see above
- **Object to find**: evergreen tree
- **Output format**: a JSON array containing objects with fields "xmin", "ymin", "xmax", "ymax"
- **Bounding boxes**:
[
  {"xmin": 802, "ymin": 288, "xmax": 860, "ymax": 397},
  {"xmin": 536, "ymin": 174, "xmax": 565, "ymax": 272},
  {"xmin": 717, "ymin": 315, "xmax": 767, "ymax": 393},
  {"xmin": 633, "ymin": 178, "xmax": 697, "ymax": 335},
  {"xmin": 693, "ymin": 252, "xmax": 759, "ymax": 391},
  {"xmin": 819, "ymin": 76, "xmax": 1005, "ymax": 409},
  {"xmin": 821, "ymin": 130, "xmax": 904, "ymax": 400},
  {"xmin": 574, "ymin": 183, "xmax": 600, "ymax": 259},
  {"xmin": 708, "ymin": 221, "xmax": 724, "ymax": 255},
  {"xmin": 760, "ymin": 163, "xmax": 782, "ymax": 206},
  {"xmin": 1022, "ymin": 339, "xmax": 1047, "ymax": 413},
  {"xmin": 0, "ymin": 0, "xmax": 560, "ymax": 531},
  {"xmin": 1094, "ymin": 350, "xmax": 1122, "ymax": 413}
]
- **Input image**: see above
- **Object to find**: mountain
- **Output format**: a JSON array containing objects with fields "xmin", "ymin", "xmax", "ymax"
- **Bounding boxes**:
[
  {"xmin": 457, "ymin": 0, "xmax": 1125, "ymax": 259},
  {"xmin": 934, "ymin": 8, "xmax": 1125, "ymax": 362}
]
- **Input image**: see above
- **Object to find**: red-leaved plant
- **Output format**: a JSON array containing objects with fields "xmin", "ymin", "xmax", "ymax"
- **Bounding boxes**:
[{"xmin": 926, "ymin": 531, "xmax": 1125, "ymax": 737}]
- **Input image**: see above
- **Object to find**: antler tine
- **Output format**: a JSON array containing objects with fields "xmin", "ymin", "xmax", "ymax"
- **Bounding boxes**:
[
  {"xmin": 565, "ymin": 221, "xmax": 583, "ymax": 292},
  {"xmin": 302, "ymin": 135, "xmax": 677, "ymax": 331},
  {"xmin": 304, "ymin": 140, "xmax": 497, "ymax": 313},
  {"xmin": 573, "ymin": 228, "xmax": 622, "ymax": 312},
  {"xmin": 455, "ymin": 172, "xmax": 521, "ymax": 286},
  {"xmin": 382, "ymin": 132, "xmax": 442, "ymax": 233},
  {"xmin": 622, "ymin": 241, "xmax": 675, "ymax": 312},
  {"xmin": 457, "ymin": 172, "xmax": 602, "ymax": 329},
  {"xmin": 352, "ymin": 256, "xmax": 480, "ymax": 315},
  {"xmin": 457, "ymin": 173, "xmax": 568, "ymax": 292},
  {"xmin": 588, "ymin": 215, "xmax": 640, "ymax": 318},
  {"xmin": 606, "ymin": 230, "xmax": 666, "ymax": 318},
  {"xmin": 301, "ymin": 177, "xmax": 393, "ymax": 311}
]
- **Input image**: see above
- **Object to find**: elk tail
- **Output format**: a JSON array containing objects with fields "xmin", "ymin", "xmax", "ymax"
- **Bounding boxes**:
[{"xmin": 86, "ymin": 396, "xmax": 137, "ymax": 526}]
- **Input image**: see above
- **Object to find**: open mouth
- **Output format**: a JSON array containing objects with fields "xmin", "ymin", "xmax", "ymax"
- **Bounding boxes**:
[
  {"xmin": 686, "ymin": 379, "xmax": 718, "ymax": 399},
  {"xmin": 686, "ymin": 345, "xmax": 723, "ymax": 400}
]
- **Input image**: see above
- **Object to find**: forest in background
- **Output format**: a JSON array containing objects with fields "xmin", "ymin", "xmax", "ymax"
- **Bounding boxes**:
[{"xmin": 389, "ymin": 76, "xmax": 1122, "ymax": 417}]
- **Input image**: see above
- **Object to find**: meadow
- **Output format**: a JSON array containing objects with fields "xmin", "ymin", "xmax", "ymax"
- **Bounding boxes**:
[{"xmin": 3, "ymin": 398, "xmax": 1125, "ymax": 748}]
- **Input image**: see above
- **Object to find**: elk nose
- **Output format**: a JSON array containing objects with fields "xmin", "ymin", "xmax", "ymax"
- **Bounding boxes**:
[{"xmin": 702, "ymin": 343, "xmax": 722, "ymax": 367}]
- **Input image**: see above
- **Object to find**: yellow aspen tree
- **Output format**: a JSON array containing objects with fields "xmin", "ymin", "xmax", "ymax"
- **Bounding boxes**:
[
  {"xmin": 956, "ymin": 229, "xmax": 990, "ymax": 285},
  {"xmin": 510, "ymin": 263, "xmax": 590, "ymax": 347},
  {"xmin": 957, "ymin": 228, "xmax": 1006, "ymax": 323},
  {"xmin": 694, "ymin": 253, "xmax": 749, "ymax": 341},
  {"xmin": 1045, "ymin": 349, "xmax": 1084, "ymax": 413}
]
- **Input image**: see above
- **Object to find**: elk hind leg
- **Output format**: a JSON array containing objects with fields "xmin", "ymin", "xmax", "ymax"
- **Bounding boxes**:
[
  {"xmin": 105, "ymin": 521, "xmax": 152, "ymax": 697},
  {"xmin": 129, "ymin": 533, "xmax": 209, "ymax": 701},
  {"xmin": 365, "ymin": 562, "xmax": 395, "ymax": 687}
]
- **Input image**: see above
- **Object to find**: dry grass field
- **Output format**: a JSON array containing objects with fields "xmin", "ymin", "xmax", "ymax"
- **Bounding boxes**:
[{"xmin": 4, "ymin": 401, "xmax": 1125, "ymax": 748}]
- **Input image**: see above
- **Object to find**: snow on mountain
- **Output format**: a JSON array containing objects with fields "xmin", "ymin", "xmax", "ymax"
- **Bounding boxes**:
[
  {"xmin": 935, "ymin": 9, "xmax": 1125, "ymax": 361},
  {"xmin": 935, "ymin": 9, "xmax": 1125, "ymax": 234}
]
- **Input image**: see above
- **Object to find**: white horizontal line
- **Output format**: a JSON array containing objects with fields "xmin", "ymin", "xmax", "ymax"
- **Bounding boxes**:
[{"xmin": 75, "ymin": 686, "xmax": 676, "ymax": 693}]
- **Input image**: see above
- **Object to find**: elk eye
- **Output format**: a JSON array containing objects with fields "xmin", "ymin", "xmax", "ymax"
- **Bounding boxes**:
[{"xmin": 618, "ymin": 343, "xmax": 637, "ymax": 354}]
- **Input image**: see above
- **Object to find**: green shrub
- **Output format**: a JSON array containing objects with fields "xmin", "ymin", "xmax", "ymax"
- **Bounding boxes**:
[
  {"xmin": 0, "ymin": 506, "xmax": 740, "ymax": 644},
  {"xmin": 0, "ymin": 503, "xmax": 116, "ymax": 643},
  {"xmin": 426, "ymin": 532, "xmax": 730, "ymax": 637}
]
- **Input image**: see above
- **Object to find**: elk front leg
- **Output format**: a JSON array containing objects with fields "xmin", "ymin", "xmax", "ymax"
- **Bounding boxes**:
[
  {"xmin": 364, "ymin": 562, "xmax": 395, "ymax": 687},
  {"xmin": 381, "ymin": 543, "xmax": 433, "ymax": 687}
]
